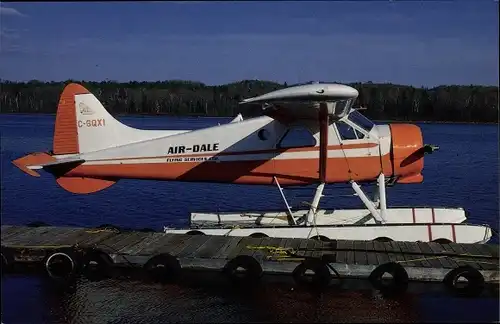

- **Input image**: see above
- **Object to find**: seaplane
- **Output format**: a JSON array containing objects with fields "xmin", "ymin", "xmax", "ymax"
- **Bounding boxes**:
[{"xmin": 12, "ymin": 82, "xmax": 492, "ymax": 244}]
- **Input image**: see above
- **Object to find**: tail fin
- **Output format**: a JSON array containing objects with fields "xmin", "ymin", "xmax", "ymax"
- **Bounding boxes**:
[
  {"xmin": 12, "ymin": 82, "xmax": 184, "ymax": 194},
  {"xmin": 54, "ymin": 82, "xmax": 159, "ymax": 155}
]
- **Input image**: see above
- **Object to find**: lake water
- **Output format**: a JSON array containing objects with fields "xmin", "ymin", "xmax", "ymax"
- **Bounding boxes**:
[{"xmin": 1, "ymin": 114, "xmax": 499, "ymax": 323}]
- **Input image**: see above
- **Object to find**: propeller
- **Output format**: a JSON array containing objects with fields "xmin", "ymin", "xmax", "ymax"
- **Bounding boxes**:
[{"xmin": 400, "ymin": 144, "xmax": 440, "ymax": 168}]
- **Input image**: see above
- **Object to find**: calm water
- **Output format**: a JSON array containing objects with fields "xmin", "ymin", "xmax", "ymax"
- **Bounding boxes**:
[{"xmin": 1, "ymin": 114, "xmax": 499, "ymax": 323}]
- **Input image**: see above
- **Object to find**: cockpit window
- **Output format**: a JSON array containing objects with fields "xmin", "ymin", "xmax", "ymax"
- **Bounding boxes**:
[
  {"xmin": 332, "ymin": 99, "xmax": 353, "ymax": 116},
  {"xmin": 347, "ymin": 110, "xmax": 375, "ymax": 132},
  {"xmin": 335, "ymin": 121, "xmax": 365, "ymax": 140}
]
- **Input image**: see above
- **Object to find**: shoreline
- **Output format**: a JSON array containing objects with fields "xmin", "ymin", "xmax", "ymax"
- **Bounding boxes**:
[{"xmin": 0, "ymin": 112, "xmax": 497, "ymax": 125}]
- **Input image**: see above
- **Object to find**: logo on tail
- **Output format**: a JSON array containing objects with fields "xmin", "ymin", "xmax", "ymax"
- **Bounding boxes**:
[{"xmin": 79, "ymin": 102, "xmax": 95, "ymax": 116}]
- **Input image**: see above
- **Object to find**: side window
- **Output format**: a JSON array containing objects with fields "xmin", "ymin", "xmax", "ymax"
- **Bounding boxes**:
[
  {"xmin": 277, "ymin": 126, "xmax": 316, "ymax": 149},
  {"xmin": 335, "ymin": 122, "xmax": 365, "ymax": 140},
  {"xmin": 355, "ymin": 129, "xmax": 366, "ymax": 139},
  {"xmin": 258, "ymin": 129, "xmax": 270, "ymax": 141}
]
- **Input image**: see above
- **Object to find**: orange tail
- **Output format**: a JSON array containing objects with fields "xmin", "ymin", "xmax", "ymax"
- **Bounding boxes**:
[{"xmin": 12, "ymin": 83, "xmax": 117, "ymax": 194}]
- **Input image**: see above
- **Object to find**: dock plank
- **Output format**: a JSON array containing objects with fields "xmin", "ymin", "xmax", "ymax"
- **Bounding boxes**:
[
  {"xmin": 146, "ymin": 234, "xmax": 195, "ymax": 256},
  {"xmin": 372, "ymin": 241, "xmax": 386, "ymax": 253},
  {"xmin": 366, "ymin": 251, "xmax": 378, "ymax": 265},
  {"xmin": 338, "ymin": 240, "xmax": 354, "ymax": 251},
  {"xmin": 123, "ymin": 233, "xmax": 171, "ymax": 255},
  {"xmin": 346, "ymin": 251, "xmax": 356, "ymax": 265},
  {"xmin": 193, "ymin": 235, "xmax": 235, "ymax": 259},
  {"xmin": 47, "ymin": 228, "xmax": 109, "ymax": 247},
  {"xmin": 1, "ymin": 225, "xmax": 31, "ymax": 240},
  {"xmin": 475, "ymin": 258, "xmax": 499, "ymax": 271},
  {"xmin": 460, "ymin": 243, "xmax": 491, "ymax": 258},
  {"xmin": 2, "ymin": 227, "xmax": 58, "ymax": 246},
  {"xmin": 177, "ymin": 235, "xmax": 213, "ymax": 258},
  {"xmin": 98, "ymin": 232, "xmax": 147, "ymax": 254},
  {"xmin": 1, "ymin": 225, "xmax": 499, "ymax": 292},
  {"xmin": 226, "ymin": 237, "xmax": 255, "ymax": 259},
  {"xmin": 4, "ymin": 227, "xmax": 72, "ymax": 247},
  {"xmin": 387, "ymin": 241, "xmax": 403, "ymax": 253},
  {"xmin": 212, "ymin": 237, "xmax": 243, "ymax": 259},
  {"xmin": 375, "ymin": 252, "xmax": 390, "ymax": 264},
  {"xmin": 446, "ymin": 243, "xmax": 468, "ymax": 255},
  {"xmin": 304, "ymin": 239, "xmax": 317, "ymax": 258},
  {"xmin": 295, "ymin": 238, "xmax": 310, "ymax": 258},
  {"xmin": 354, "ymin": 251, "xmax": 368, "ymax": 265},
  {"xmin": 34, "ymin": 228, "xmax": 87, "ymax": 246},
  {"xmin": 311, "ymin": 240, "xmax": 323, "ymax": 259},
  {"xmin": 484, "ymin": 244, "xmax": 499, "ymax": 258}
]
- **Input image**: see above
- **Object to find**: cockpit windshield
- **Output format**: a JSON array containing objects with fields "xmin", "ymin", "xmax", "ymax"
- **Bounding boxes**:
[{"xmin": 347, "ymin": 110, "xmax": 375, "ymax": 132}]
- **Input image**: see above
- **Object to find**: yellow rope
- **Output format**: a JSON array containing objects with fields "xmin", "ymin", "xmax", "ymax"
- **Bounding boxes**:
[{"xmin": 245, "ymin": 244, "xmax": 498, "ymax": 265}]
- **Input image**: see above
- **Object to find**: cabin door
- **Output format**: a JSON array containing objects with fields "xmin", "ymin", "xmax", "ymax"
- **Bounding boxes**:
[
  {"xmin": 272, "ymin": 124, "xmax": 318, "ymax": 186},
  {"xmin": 332, "ymin": 120, "xmax": 379, "ymax": 182}
]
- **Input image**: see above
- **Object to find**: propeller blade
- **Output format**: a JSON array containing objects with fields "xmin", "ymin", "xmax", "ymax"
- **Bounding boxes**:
[{"xmin": 400, "ymin": 144, "xmax": 439, "ymax": 168}]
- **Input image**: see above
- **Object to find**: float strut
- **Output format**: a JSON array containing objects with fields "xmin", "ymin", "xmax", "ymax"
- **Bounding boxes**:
[
  {"xmin": 351, "ymin": 181, "xmax": 386, "ymax": 224},
  {"xmin": 274, "ymin": 176, "xmax": 296, "ymax": 225},
  {"xmin": 378, "ymin": 173, "xmax": 388, "ymax": 221},
  {"xmin": 305, "ymin": 182, "xmax": 325, "ymax": 226}
]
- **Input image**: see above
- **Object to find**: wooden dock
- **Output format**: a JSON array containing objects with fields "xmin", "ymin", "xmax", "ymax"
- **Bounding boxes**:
[{"xmin": 1, "ymin": 224, "xmax": 499, "ymax": 298}]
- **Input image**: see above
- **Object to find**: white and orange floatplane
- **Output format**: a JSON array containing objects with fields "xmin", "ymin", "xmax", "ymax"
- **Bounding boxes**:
[{"xmin": 12, "ymin": 82, "xmax": 492, "ymax": 244}]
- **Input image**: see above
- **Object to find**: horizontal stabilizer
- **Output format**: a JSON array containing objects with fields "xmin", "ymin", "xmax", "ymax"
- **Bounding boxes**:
[
  {"xmin": 12, "ymin": 152, "xmax": 84, "ymax": 177},
  {"xmin": 28, "ymin": 157, "xmax": 85, "ymax": 170}
]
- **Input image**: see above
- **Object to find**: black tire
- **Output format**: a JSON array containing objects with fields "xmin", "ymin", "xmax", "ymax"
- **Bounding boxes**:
[
  {"xmin": 433, "ymin": 238, "xmax": 452, "ymax": 244},
  {"xmin": 223, "ymin": 255, "xmax": 263, "ymax": 285},
  {"xmin": 144, "ymin": 254, "xmax": 181, "ymax": 283},
  {"xmin": 443, "ymin": 266, "xmax": 485, "ymax": 298},
  {"xmin": 368, "ymin": 262, "xmax": 409, "ymax": 296},
  {"xmin": 373, "ymin": 237, "xmax": 393, "ymax": 242},
  {"xmin": 249, "ymin": 233, "xmax": 268, "ymax": 238},
  {"xmin": 82, "ymin": 249, "xmax": 114, "ymax": 281},
  {"xmin": 292, "ymin": 258, "xmax": 332, "ymax": 289},
  {"xmin": 43, "ymin": 248, "xmax": 81, "ymax": 281},
  {"xmin": 186, "ymin": 230, "xmax": 205, "ymax": 235},
  {"xmin": 26, "ymin": 221, "xmax": 51, "ymax": 227}
]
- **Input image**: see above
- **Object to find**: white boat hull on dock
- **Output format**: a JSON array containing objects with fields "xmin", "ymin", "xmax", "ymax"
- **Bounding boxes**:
[
  {"xmin": 164, "ymin": 222, "xmax": 492, "ymax": 244},
  {"xmin": 189, "ymin": 207, "xmax": 468, "ymax": 227}
]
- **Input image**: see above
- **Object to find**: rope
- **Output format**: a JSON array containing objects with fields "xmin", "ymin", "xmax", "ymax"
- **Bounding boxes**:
[
  {"xmin": 244, "ymin": 244, "xmax": 498, "ymax": 265},
  {"xmin": 224, "ymin": 225, "xmax": 241, "ymax": 236}
]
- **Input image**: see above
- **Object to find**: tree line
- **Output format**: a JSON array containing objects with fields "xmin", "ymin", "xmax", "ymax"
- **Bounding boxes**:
[{"xmin": 0, "ymin": 79, "xmax": 497, "ymax": 122}]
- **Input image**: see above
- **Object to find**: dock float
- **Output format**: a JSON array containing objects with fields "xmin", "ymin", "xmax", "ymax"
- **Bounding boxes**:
[{"xmin": 1, "ymin": 224, "xmax": 499, "ymax": 298}]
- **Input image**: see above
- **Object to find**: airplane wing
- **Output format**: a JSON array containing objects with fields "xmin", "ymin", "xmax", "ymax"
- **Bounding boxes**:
[
  {"xmin": 240, "ymin": 83, "xmax": 360, "ymax": 183},
  {"xmin": 239, "ymin": 83, "xmax": 359, "ymax": 123}
]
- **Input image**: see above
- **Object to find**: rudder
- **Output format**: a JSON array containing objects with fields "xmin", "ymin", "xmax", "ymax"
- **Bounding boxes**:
[
  {"xmin": 53, "ymin": 82, "xmax": 171, "ymax": 155},
  {"xmin": 53, "ymin": 83, "xmax": 89, "ymax": 155}
]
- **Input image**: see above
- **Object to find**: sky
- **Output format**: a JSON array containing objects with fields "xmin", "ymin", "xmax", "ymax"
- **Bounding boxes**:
[{"xmin": 0, "ymin": 1, "xmax": 498, "ymax": 87}]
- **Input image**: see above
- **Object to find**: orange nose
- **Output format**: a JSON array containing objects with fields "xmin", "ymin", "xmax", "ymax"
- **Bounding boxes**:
[{"xmin": 389, "ymin": 124, "xmax": 425, "ymax": 183}]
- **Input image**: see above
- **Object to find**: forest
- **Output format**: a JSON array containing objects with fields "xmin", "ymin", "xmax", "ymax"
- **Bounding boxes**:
[{"xmin": 0, "ymin": 79, "xmax": 498, "ymax": 123}]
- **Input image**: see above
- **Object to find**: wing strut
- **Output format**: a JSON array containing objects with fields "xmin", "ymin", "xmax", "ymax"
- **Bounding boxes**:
[
  {"xmin": 305, "ymin": 103, "xmax": 329, "ymax": 226},
  {"xmin": 273, "ymin": 176, "xmax": 297, "ymax": 225},
  {"xmin": 318, "ymin": 102, "xmax": 329, "ymax": 182}
]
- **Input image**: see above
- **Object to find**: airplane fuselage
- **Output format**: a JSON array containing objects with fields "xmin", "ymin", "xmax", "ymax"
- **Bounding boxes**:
[
  {"xmin": 57, "ymin": 115, "xmax": 423, "ymax": 186},
  {"xmin": 13, "ymin": 83, "xmax": 426, "ymax": 194}
]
